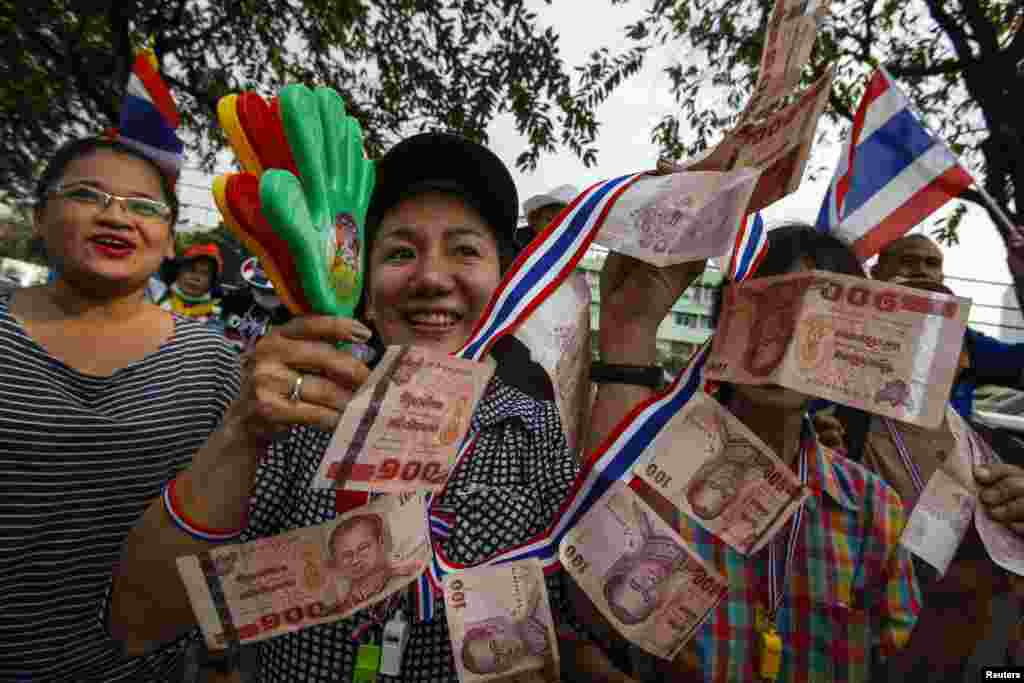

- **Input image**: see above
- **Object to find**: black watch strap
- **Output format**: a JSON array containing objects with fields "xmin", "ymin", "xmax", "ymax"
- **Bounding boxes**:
[
  {"xmin": 200, "ymin": 643, "xmax": 239, "ymax": 674},
  {"xmin": 590, "ymin": 362, "xmax": 664, "ymax": 388}
]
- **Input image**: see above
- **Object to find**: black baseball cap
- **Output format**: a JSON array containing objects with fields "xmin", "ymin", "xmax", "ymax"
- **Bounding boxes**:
[{"xmin": 366, "ymin": 133, "xmax": 521, "ymax": 253}]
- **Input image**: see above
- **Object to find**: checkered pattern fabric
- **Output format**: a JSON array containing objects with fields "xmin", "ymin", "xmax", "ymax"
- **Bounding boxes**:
[
  {"xmin": 671, "ymin": 440, "xmax": 921, "ymax": 682},
  {"xmin": 242, "ymin": 376, "xmax": 579, "ymax": 682}
]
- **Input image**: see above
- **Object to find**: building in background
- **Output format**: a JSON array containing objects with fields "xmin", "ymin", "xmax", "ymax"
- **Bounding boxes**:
[
  {"xmin": 576, "ymin": 249, "xmax": 722, "ymax": 374},
  {"xmin": 999, "ymin": 284, "xmax": 1024, "ymax": 343}
]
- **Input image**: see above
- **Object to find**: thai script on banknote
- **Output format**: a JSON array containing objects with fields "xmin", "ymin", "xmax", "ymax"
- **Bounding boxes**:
[
  {"xmin": 560, "ymin": 481, "xmax": 727, "ymax": 660},
  {"xmin": 592, "ymin": 167, "xmax": 761, "ymax": 268},
  {"xmin": 177, "ymin": 493, "xmax": 430, "ymax": 650},
  {"xmin": 445, "ymin": 559, "xmax": 560, "ymax": 683},
  {"xmin": 313, "ymin": 345, "xmax": 495, "ymax": 493},
  {"xmin": 634, "ymin": 392, "xmax": 809, "ymax": 555},
  {"xmin": 705, "ymin": 271, "xmax": 970, "ymax": 428}
]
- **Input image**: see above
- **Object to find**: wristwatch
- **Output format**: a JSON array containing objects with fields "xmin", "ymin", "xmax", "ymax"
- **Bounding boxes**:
[
  {"xmin": 590, "ymin": 362, "xmax": 665, "ymax": 388},
  {"xmin": 199, "ymin": 642, "xmax": 240, "ymax": 674}
]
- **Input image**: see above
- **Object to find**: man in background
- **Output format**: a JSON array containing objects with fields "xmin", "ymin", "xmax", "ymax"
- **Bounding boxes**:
[
  {"xmin": 871, "ymin": 233, "xmax": 1024, "ymax": 418},
  {"xmin": 522, "ymin": 184, "xmax": 578, "ymax": 241}
]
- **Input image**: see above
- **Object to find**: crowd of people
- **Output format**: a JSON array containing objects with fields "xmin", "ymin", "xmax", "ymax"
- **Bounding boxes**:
[{"xmin": 4, "ymin": 60, "xmax": 1024, "ymax": 683}]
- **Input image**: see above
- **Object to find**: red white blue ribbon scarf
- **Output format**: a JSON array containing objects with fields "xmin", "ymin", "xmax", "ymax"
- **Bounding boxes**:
[{"xmin": 406, "ymin": 172, "xmax": 771, "ymax": 620}]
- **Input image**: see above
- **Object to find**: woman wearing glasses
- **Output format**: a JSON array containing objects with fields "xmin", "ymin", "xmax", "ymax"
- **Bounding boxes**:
[{"xmin": 0, "ymin": 137, "xmax": 240, "ymax": 682}]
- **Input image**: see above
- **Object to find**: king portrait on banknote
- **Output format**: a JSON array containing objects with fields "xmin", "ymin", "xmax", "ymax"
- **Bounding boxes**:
[
  {"xmin": 326, "ymin": 510, "xmax": 423, "ymax": 611},
  {"xmin": 602, "ymin": 503, "xmax": 690, "ymax": 627},
  {"xmin": 459, "ymin": 582, "xmax": 553, "ymax": 677}
]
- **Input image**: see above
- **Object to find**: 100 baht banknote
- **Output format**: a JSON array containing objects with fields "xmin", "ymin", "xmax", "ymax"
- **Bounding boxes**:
[
  {"xmin": 954, "ymin": 409, "xmax": 1024, "ymax": 577},
  {"xmin": 445, "ymin": 559, "xmax": 560, "ymax": 683},
  {"xmin": 314, "ymin": 345, "xmax": 495, "ymax": 493},
  {"xmin": 743, "ymin": 0, "xmax": 831, "ymax": 120},
  {"xmin": 661, "ymin": 67, "xmax": 834, "ymax": 213},
  {"xmin": 705, "ymin": 271, "xmax": 970, "ymax": 428},
  {"xmin": 177, "ymin": 493, "xmax": 430, "ymax": 650},
  {"xmin": 633, "ymin": 392, "xmax": 809, "ymax": 555},
  {"xmin": 559, "ymin": 481, "xmax": 727, "ymax": 660},
  {"xmin": 592, "ymin": 167, "xmax": 761, "ymax": 268},
  {"xmin": 515, "ymin": 272, "xmax": 593, "ymax": 460}
]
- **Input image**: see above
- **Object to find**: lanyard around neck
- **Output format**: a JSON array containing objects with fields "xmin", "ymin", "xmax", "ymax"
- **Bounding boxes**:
[
  {"xmin": 766, "ymin": 434, "xmax": 811, "ymax": 619},
  {"xmin": 882, "ymin": 417, "xmax": 925, "ymax": 494}
]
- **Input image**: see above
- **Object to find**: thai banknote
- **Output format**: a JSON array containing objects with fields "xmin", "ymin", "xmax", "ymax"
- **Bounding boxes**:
[
  {"xmin": 954, "ymin": 410, "xmax": 1024, "ymax": 576},
  {"xmin": 514, "ymin": 272, "xmax": 593, "ymax": 459},
  {"xmin": 592, "ymin": 167, "xmax": 761, "ymax": 268},
  {"xmin": 659, "ymin": 66, "xmax": 834, "ymax": 213},
  {"xmin": 898, "ymin": 408, "xmax": 1024, "ymax": 576},
  {"xmin": 900, "ymin": 467, "xmax": 976, "ymax": 576},
  {"xmin": 445, "ymin": 559, "xmax": 560, "ymax": 683},
  {"xmin": 705, "ymin": 271, "xmax": 971, "ymax": 428},
  {"xmin": 313, "ymin": 345, "xmax": 495, "ymax": 492},
  {"xmin": 743, "ymin": 0, "xmax": 831, "ymax": 120},
  {"xmin": 559, "ymin": 481, "xmax": 727, "ymax": 660},
  {"xmin": 633, "ymin": 392, "xmax": 809, "ymax": 555},
  {"xmin": 177, "ymin": 492, "xmax": 430, "ymax": 650}
]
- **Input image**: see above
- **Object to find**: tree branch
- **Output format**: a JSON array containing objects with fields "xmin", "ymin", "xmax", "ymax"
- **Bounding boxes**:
[
  {"xmin": 828, "ymin": 91, "xmax": 853, "ymax": 121},
  {"xmin": 920, "ymin": 0, "xmax": 974, "ymax": 62},
  {"xmin": 24, "ymin": 27, "xmax": 117, "ymax": 122},
  {"xmin": 888, "ymin": 58, "xmax": 970, "ymax": 79},
  {"xmin": 959, "ymin": 0, "xmax": 1000, "ymax": 55}
]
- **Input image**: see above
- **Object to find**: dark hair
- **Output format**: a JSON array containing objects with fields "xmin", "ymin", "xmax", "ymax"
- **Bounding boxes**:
[
  {"xmin": 165, "ymin": 255, "xmax": 221, "ymax": 294},
  {"xmin": 356, "ymin": 184, "xmax": 515, "ymax": 354},
  {"xmin": 365, "ymin": 184, "xmax": 518, "ymax": 272},
  {"xmin": 35, "ymin": 137, "xmax": 180, "ymax": 226},
  {"xmin": 710, "ymin": 223, "xmax": 865, "ymax": 327},
  {"xmin": 710, "ymin": 222, "xmax": 872, "ymax": 460}
]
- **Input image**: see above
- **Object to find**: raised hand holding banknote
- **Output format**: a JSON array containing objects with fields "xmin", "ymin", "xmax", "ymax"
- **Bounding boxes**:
[
  {"xmin": 598, "ymin": 253, "xmax": 707, "ymax": 363},
  {"xmin": 222, "ymin": 315, "xmax": 373, "ymax": 448}
]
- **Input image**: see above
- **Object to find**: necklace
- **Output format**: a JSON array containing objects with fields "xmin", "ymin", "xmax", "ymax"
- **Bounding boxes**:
[{"xmin": 757, "ymin": 436, "xmax": 810, "ymax": 681}]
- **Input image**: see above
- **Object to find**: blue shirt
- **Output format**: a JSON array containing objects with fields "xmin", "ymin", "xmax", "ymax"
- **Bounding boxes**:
[{"xmin": 953, "ymin": 328, "xmax": 1024, "ymax": 417}]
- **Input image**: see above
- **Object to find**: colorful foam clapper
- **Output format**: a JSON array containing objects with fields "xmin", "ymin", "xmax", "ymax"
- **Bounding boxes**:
[
  {"xmin": 213, "ymin": 86, "xmax": 375, "ymax": 319},
  {"xmin": 217, "ymin": 95, "xmax": 263, "ymax": 175},
  {"xmin": 237, "ymin": 93, "xmax": 298, "ymax": 176},
  {"xmin": 259, "ymin": 84, "xmax": 375, "ymax": 318}
]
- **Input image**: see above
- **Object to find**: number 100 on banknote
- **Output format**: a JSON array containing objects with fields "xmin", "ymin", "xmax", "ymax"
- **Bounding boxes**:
[{"xmin": 314, "ymin": 346, "xmax": 495, "ymax": 493}]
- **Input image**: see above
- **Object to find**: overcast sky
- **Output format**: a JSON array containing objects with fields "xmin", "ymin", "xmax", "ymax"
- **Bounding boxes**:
[
  {"xmin": 485, "ymin": 0, "xmax": 1018, "ymax": 337},
  {"xmin": 176, "ymin": 0, "xmax": 1019, "ymax": 338}
]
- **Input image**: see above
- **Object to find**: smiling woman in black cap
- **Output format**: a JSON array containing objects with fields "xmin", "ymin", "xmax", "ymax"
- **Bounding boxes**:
[{"xmin": 114, "ymin": 132, "xmax": 704, "ymax": 682}]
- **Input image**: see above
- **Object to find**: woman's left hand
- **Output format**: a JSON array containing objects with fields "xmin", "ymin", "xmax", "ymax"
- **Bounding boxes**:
[
  {"xmin": 976, "ymin": 463, "xmax": 1024, "ymax": 535},
  {"xmin": 598, "ymin": 253, "xmax": 707, "ymax": 363}
]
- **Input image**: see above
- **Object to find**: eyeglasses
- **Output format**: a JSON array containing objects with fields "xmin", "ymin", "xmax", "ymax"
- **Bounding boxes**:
[{"xmin": 49, "ymin": 183, "xmax": 173, "ymax": 222}]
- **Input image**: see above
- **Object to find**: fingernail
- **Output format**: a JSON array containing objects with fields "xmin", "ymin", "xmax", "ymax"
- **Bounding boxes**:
[
  {"xmin": 976, "ymin": 466, "xmax": 990, "ymax": 478},
  {"xmin": 350, "ymin": 321, "xmax": 373, "ymax": 342}
]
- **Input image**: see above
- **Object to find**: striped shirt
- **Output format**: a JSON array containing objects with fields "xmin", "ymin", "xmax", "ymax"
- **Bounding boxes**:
[
  {"xmin": 0, "ymin": 292, "xmax": 240, "ymax": 682},
  {"xmin": 661, "ymin": 438, "xmax": 921, "ymax": 682}
]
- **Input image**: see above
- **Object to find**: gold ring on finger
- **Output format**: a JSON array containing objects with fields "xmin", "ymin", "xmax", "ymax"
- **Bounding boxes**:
[{"xmin": 288, "ymin": 373, "xmax": 305, "ymax": 402}]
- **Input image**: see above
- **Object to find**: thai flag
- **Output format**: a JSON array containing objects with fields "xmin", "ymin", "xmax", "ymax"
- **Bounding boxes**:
[
  {"xmin": 114, "ymin": 51, "xmax": 184, "ymax": 178},
  {"xmin": 727, "ymin": 212, "xmax": 767, "ymax": 281},
  {"xmin": 816, "ymin": 67, "xmax": 973, "ymax": 259}
]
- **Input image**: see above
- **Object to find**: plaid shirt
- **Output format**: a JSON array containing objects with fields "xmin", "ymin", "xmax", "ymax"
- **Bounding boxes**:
[{"xmin": 669, "ymin": 438, "xmax": 921, "ymax": 683}]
